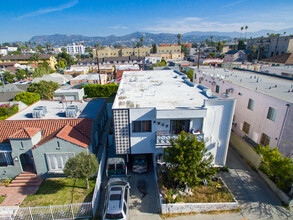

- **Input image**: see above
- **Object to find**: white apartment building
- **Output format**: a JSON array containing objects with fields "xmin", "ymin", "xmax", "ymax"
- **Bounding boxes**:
[
  {"xmin": 193, "ymin": 67, "xmax": 293, "ymax": 158},
  {"xmin": 112, "ymin": 70, "xmax": 236, "ymax": 166},
  {"xmin": 66, "ymin": 43, "xmax": 85, "ymax": 55}
]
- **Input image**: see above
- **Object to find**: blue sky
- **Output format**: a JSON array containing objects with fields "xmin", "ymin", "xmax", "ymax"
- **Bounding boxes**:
[{"xmin": 0, "ymin": 0, "xmax": 293, "ymax": 42}]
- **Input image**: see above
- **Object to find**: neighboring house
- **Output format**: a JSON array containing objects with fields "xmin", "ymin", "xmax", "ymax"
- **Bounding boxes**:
[
  {"xmin": 69, "ymin": 73, "xmax": 107, "ymax": 86},
  {"xmin": 247, "ymin": 36, "xmax": 293, "ymax": 58},
  {"xmin": 66, "ymin": 43, "xmax": 85, "ymax": 55},
  {"xmin": 224, "ymin": 50, "xmax": 249, "ymax": 62},
  {"xmin": 259, "ymin": 53, "xmax": 293, "ymax": 66},
  {"xmin": 0, "ymin": 84, "xmax": 29, "ymax": 102},
  {"xmin": 0, "ymin": 99, "xmax": 108, "ymax": 179},
  {"xmin": 0, "ymin": 54, "xmax": 56, "ymax": 67},
  {"xmin": 116, "ymin": 64, "xmax": 140, "ymax": 79},
  {"xmin": 144, "ymin": 56, "xmax": 162, "ymax": 65},
  {"xmin": 32, "ymin": 73, "xmax": 73, "ymax": 85},
  {"xmin": 53, "ymin": 88, "xmax": 85, "ymax": 101},
  {"xmin": 94, "ymin": 47, "xmax": 151, "ymax": 58},
  {"xmin": 112, "ymin": 70, "xmax": 236, "ymax": 166},
  {"xmin": 77, "ymin": 56, "xmax": 143, "ymax": 66},
  {"xmin": 193, "ymin": 67, "xmax": 293, "ymax": 158}
]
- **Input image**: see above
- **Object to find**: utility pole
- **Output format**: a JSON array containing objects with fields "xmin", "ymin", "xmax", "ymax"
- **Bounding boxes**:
[
  {"xmin": 95, "ymin": 48, "xmax": 101, "ymax": 84},
  {"xmin": 197, "ymin": 48, "xmax": 200, "ymax": 69},
  {"xmin": 274, "ymin": 34, "xmax": 280, "ymax": 57}
]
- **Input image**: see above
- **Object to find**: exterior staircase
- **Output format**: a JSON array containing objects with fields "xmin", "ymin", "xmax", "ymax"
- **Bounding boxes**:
[{"xmin": 8, "ymin": 171, "xmax": 43, "ymax": 187}]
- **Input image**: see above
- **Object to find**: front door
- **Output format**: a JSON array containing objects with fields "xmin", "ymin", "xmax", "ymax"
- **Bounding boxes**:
[{"xmin": 20, "ymin": 153, "xmax": 34, "ymax": 172}]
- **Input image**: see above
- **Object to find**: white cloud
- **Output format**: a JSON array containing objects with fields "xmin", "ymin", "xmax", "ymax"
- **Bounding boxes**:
[
  {"xmin": 142, "ymin": 17, "xmax": 291, "ymax": 34},
  {"xmin": 17, "ymin": 0, "xmax": 78, "ymax": 20},
  {"xmin": 107, "ymin": 25, "xmax": 128, "ymax": 30},
  {"xmin": 221, "ymin": 0, "xmax": 246, "ymax": 8}
]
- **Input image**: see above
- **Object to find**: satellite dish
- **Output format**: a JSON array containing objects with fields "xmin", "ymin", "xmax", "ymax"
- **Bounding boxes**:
[{"xmin": 221, "ymin": 92, "xmax": 229, "ymax": 98}]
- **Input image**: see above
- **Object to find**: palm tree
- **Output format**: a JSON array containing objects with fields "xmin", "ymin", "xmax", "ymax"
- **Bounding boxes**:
[
  {"xmin": 139, "ymin": 37, "xmax": 144, "ymax": 57},
  {"xmin": 245, "ymin": 26, "xmax": 248, "ymax": 39},
  {"xmin": 210, "ymin": 36, "xmax": 214, "ymax": 46},
  {"xmin": 177, "ymin": 33, "xmax": 182, "ymax": 45},
  {"xmin": 240, "ymin": 27, "xmax": 244, "ymax": 39}
]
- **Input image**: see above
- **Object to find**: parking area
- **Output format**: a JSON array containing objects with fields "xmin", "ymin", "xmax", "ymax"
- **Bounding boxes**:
[
  {"xmin": 96, "ymin": 154, "xmax": 161, "ymax": 220},
  {"xmin": 128, "ymin": 156, "xmax": 161, "ymax": 220}
]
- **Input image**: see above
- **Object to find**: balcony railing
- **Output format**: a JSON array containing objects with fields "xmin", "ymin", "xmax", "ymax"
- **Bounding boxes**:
[{"xmin": 156, "ymin": 132, "xmax": 204, "ymax": 145}]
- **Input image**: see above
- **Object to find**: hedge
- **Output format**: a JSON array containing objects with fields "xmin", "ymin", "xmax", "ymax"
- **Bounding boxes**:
[{"xmin": 82, "ymin": 84, "xmax": 119, "ymax": 98}]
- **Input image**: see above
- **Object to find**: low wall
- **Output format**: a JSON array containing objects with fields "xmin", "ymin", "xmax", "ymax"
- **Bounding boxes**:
[
  {"xmin": 258, "ymin": 170, "xmax": 293, "ymax": 207},
  {"xmin": 160, "ymin": 177, "xmax": 239, "ymax": 214},
  {"xmin": 161, "ymin": 202, "xmax": 239, "ymax": 214},
  {"xmin": 229, "ymin": 132, "xmax": 261, "ymax": 169}
]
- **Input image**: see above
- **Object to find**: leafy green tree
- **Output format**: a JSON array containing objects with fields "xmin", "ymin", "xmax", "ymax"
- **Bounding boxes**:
[
  {"xmin": 16, "ymin": 69, "xmax": 26, "ymax": 80},
  {"xmin": 3, "ymin": 71, "xmax": 15, "ymax": 83},
  {"xmin": 58, "ymin": 51, "xmax": 74, "ymax": 67},
  {"xmin": 36, "ymin": 45, "xmax": 45, "ymax": 53},
  {"xmin": 181, "ymin": 44, "xmax": 188, "ymax": 56},
  {"xmin": 27, "ymin": 80, "xmax": 60, "ymax": 99},
  {"xmin": 152, "ymin": 43, "xmax": 157, "ymax": 53},
  {"xmin": 13, "ymin": 92, "xmax": 40, "ymax": 106},
  {"xmin": 177, "ymin": 33, "xmax": 182, "ymax": 45},
  {"xmin": 8, "ymin": 51, "xmax": 22, "ymax": 55},
  {"xmin": 30, "ymin": 53, "xmax": 40, "ymax": 64},
  {"xmin": 192, "ymin": 42, "xmax": 198, "ymax": 48},
  {"xmin": 153, "ymin": 59, "xmax": 167, "ymax": 67},
  {"xmin": 2, "ymin": 42, "xmax": 11, "ymax": 47},
  {"xmin": 63, "ymin": 152, "xmax": 99, "ymax": 189},
  {"xmin": 56, "ymin": 60, "xmax": 66, "ymax": 69},
  {"xmin": 237, "ymin": 39, "xmax": 246, "ymax": 50},
  {"xmin": 32, "ymin": 66, "xmax": 50, "ymax": 78},
  {"xmin": 208, "ymin": 52, "xmax": 216, "ymax": 58},
  {"xmin": 255, "ymin": 145, "xmax": 293, "ymax": 192},
  {"xmin": 186, "ymin": 69, "xmax": 193, "ymax": 81},
  {"xmin": 216, "ymin": 41, "xmax": 224, "ymax": 53},
  {"xmin": 61, "ymin": 47, "xmax": 67, "ymax": 53},
  {"xmin": 82, "ymin": 84, "xmax": 119, "ymax": 98},
  {"xmin": 164, "ymin": 131, "xmax": 215, "ymax": 188}
]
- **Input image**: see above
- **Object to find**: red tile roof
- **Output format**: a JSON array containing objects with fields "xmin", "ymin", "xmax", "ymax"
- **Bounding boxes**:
[
  {"xmin": 9, "ymin": 128, "xmax": 41, "ymax": 139},
  {"xmin": 0, "ymin": 119, "xmax": 92, "ymax": 148}
]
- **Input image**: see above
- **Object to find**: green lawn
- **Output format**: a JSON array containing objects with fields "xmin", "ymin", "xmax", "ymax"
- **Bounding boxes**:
[
  {"xmin": 0, "ymin": 195, "xmax": 6, "ymax": 204},
  {"xmin": 20, "ymin": 178, "xmax": 96, "ymax": 207}
]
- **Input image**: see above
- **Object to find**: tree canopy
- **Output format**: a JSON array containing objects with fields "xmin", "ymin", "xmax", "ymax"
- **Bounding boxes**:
[
  {"xmin": 27, "ymin": 80, "xmax": 60, "ymax": 99},
  {"xmin": 63, "ymin": 152, "xmax": 99, "ymax": 189},
  {"xmin": 164, "ymin": 131, "xmax": 215, "ymax": 188},
  {"xmin": 13, "ymin": 92, "xmax": 41, "ymax": 106},
  {"xmin": 57, "ymin": 51, "xmax": 75, "ymax": 67},
  {"xmin": 237, "ymin": 40, "xmax": 246, "ymax": 50}
]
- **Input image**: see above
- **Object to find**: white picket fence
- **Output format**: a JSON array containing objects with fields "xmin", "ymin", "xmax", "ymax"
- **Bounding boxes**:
[{"xmin": 1, "ymin": 202, "xmax": 92, "ymax": 220}]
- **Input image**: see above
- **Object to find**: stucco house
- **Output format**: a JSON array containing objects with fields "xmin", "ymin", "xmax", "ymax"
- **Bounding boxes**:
[
  {"xmin": 0, "ymin": 99, "xmax": 108, "ymax": 179},
  {"xmin": 224, "ymin": 50, "xmax": 250, "ymax": 63}
]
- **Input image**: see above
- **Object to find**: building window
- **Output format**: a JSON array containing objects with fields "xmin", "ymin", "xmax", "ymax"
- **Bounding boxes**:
[
  {"xmin": 260, "ymin": 133, "xmax": 270, "ymax": 146},
  {"xmin": 0, "ymin": 152, "xmax": 14, "ymax": 166},
  {"xmin": 267, "ymin": 107, "xmax": 276, "ymax": 121},
  {"xmin": 170, "ymin": 120, "xmax": 190, "ymax": 134},
  {"xmin": 57, "ymin": 141, "xmax": 61, "ymax": 150},
  {"xmin": 216, "ymin": 85, "xmax": 220, "ymax": 93},
  {"xmin": 46, "ymin": 153, "xmax": 74, "ymax": 171},
  {"xmin": 20, "ymin": 142, "xmax": 24, "ymax": 150},
  {"xmin": 242, "ymin": 122, "xmax": 250, "ymax": 134},
  {"xmin": 247, "ymin": 98, "xmax": 255, "ymax": 111},
  {"xmin": 132, "ymin": 120, "xmax": 152, "ymax": 132}
]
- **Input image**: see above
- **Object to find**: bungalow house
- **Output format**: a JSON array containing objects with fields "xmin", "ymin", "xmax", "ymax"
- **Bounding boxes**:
[
  {"xmin": 0, "ymin": 99, "xmax": 108, "ymax": 179},
  {"xmin": 224, "ymin": 50, "xmax": 250, "ymax": 63}
]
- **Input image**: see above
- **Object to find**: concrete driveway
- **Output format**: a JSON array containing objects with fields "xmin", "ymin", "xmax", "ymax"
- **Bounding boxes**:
[{"xmin": 128, "ymin": 160, "xmax": 161, "ymax": 220}]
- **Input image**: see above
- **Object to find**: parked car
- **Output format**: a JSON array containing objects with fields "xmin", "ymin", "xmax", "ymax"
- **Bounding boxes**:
[
  {"xmin": 103, "ymin": 177, "xmax": 130, "ymax": 220},
  {"xmin": 132, "ymin": 155, "xmax": 148, "ymax": 174},
  {"xmin": 106, "ymin": 157, "xmax": 127, "ymax": 177}
]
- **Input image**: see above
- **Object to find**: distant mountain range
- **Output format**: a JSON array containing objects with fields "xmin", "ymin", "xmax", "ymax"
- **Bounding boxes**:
[{"xmin": 29, "ymin": 28, "xmax": 293, "ymax": 47}]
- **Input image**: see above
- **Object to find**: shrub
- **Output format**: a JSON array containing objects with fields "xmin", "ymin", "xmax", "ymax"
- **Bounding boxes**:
[
  {"xmin": 13, "ymin": 92, "xmax": 41, "ymax": 106},
  {"xmin": 82, "ymin": 84, "xmax": 119, "ymax": 98}
]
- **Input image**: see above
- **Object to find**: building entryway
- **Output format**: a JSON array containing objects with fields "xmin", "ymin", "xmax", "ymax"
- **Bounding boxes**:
[{"xmin": 20, "ymin": 153, "xmax": 34, "ymax": 172}]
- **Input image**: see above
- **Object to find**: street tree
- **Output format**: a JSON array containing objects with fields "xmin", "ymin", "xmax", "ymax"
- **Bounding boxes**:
[
  {"xmin": 27, "ymin": 80, "xmax": 60, "ymax": 99},
  {"xmin": 191, "ymin": 42, "xmax": 198, "ymax": 48},
  {"xmin": 64, "ymin": 152, "xmax": 99, "ymax": 189},
  {"xmin": 177, "ymin": 33, "xmax": 182, "ymax": 45},
  {"xmin": 57, "ymin": 51, "xmax": 75, "ymax": 67},
  {"xmin": 164, "ymin": 131, "xmax": 215, "ymax": 188},
  {"xmin": 245, "ymin": 26, "xmax": 248, "ymax": 39},
  {"xmin": 13, "ymin": 92, "xmax": 40, "ymax": 106},
  {"xmin": 152, "ymin": 43, "xmax": 157, "ymax": 53},
  {"xmin": 237, "ymin": 39, "xmax": 246, "ymax": 50},
  {"xmin": 216, "ymin": 41, "xmax": 224, "ymax": 53}
]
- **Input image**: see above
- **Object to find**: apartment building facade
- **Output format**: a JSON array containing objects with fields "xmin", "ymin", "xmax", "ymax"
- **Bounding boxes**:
[
  {"xmin": 247, "ymin": 36, "xmax": 293, "ymax": 58},
  {"xmin": 193, "ymin": 67, "xmax": 293, "ymax": 158},
  {"xmin": 66, "ymin": 43, "xmax": 85, "ymax": 55},
  {"xmin": 112, "ymin": 70, "xmax": 235, "ymax": 166}
]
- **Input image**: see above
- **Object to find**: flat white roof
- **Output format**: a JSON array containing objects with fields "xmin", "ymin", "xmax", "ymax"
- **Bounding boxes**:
[
  {"xmin": 197, "ymin": 67, "xmax": 293, "ymax": 103},
  {"xmin": 7, "ymin": 99, "xmax": 105, "ymax": 120},
  {"xmin": 71, "ymin": 73, "xmax": 107, "ymax": 81},
  {"xmin": 113, "ymin": 70, "xmax": 217, "ymax": 109}
]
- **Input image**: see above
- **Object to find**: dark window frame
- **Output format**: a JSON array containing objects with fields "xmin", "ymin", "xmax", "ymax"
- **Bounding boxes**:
[
  {"xmin": 132, "ymin": 120, "xmax": 152, "ymax": 133},
  {"xmin": 242, "ymin": 121, "xmax": 250, "ymax": 134}
]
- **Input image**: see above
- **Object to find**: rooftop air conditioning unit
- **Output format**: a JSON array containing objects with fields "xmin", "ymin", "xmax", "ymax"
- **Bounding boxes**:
[
  {"xmin": 65, "ymin": 105, "xmax": 78, "ymax": 118},
  {"xmin": 32, "ymin": 106, "xmax": 47, "ymax": 118}
]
